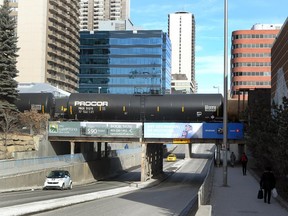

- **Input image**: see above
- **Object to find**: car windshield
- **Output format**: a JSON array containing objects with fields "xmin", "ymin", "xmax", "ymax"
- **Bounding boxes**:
[
  {"xmin": 47, "ymin": 171, "xmax": 65, "ymax": 178},
  {"xmin": 168, "ymin": 154, "xmax": 175, "ymax": 157}
]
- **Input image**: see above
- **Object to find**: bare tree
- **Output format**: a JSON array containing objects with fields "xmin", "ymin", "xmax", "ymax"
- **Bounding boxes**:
[
  {"xmin": 18, "ymin": 109, "xmax": 50, "ymax": 135},
  {"xmin": 0, "ymin": 108, "xmax": 19, "ymax": 158}
]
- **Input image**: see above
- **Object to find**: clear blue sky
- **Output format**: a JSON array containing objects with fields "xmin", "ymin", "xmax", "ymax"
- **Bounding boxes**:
[{"xmin": 130, "ymin": 0, "xmax": 287, "ymax": 94}]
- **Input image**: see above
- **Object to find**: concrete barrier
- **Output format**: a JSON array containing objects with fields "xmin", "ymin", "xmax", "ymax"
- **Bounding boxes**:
[
  {"xmin": 195, "ymin": 205, "xmax": 212, "ymax": 216},
  {"xmin": 0, "ymin": 151, "xmax": 142, "ymax": 192},
  {"xmin": 194, "ymin": 156, "xmax": 214, "ymax": 216}
]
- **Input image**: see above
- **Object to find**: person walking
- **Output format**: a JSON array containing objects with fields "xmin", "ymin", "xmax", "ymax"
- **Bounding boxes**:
[
  {"xmin": 240, "ymin": 152, "xmax": 248, "ymax": 175},
  {"xmin": 260, "ymin": 167, "xmax": 276, "ymax": 204},
  {"xmin": 230, "ymin": 152, "xmax": 236, "ymax": 167}
]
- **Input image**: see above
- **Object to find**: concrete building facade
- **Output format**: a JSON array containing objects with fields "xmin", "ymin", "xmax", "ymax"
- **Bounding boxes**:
[
  {"xmin": 79, "ymin": 0, "xmax": 131, "ymax": 31},
  {"xmin": 230, "ymin": 23, "xmax": 282, "ymax": 99},
  {"xmin": 271, "ymin": 18, "xmax": 288, "ymax": 106},
  {"xmin": 168, "ymin": 12, "xmax": 196, "ymax": 94},
  {"xmin": 2, "ymin": 0, "xmax": 80, "ymax": 93}
]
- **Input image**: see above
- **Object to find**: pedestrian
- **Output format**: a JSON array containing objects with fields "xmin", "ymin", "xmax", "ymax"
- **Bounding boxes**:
[
  {"xmin": 240, "ymin": 152, "xmax": 248, "ymax": 175},
  {"xmin": 260, "ymin": 166, "xmax": 276, "ymax": 204},
  {"xmin": 230, "ymin": 152, "xmax": 236, "ymax": 167}
]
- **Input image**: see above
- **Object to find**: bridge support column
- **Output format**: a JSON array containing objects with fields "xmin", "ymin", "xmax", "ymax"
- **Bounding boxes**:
[
  {"xmin": 152, "ymin": 144, "xmax": 163, "ymax": 176},
  {"xmin": 104, "ymin": 142, "xmax": 108, "ymax": 158},
  {"xmin": 141, "ymin": 143, "xmax": 148, "ymax": 182},
  {"xmin": 185, "ymin": 143, "xmax": 192, "ymax": 158},
  {"xmin": 97, "ymin": 142, "xmax": 102, "ymax": 158},
  {"xmin": 141, "ymin": 143, "xmax": 164, "ymax": 182},
  {"xmin": 70, "ymin": 141, "xmax": 75, "ymax": 155},
  {"xmin": 216, "ymin": 140, "xmax": 221, "ymax": 167}
]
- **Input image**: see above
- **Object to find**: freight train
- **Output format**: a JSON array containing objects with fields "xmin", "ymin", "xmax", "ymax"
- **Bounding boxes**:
[
  {"xmin": 15, "ymin": 93, "xmax": 56, "ymax": 118},
  {"xmin": 15, "ymin": 93, "xmax": 224, "ymax": 122}
]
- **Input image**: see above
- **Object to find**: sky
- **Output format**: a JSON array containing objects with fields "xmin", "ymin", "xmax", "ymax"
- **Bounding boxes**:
[{"xmin": 130, "ymin": 0, "xmax": 287, "ymax": 94}]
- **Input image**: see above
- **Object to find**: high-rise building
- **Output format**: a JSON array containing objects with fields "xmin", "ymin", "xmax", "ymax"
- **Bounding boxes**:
[
  {"xmin": 2, "ymin": 0, "xmax": 80, "ymax": 93},
  {"xmin": 79, "ymin": 30, "xmax": 171, "ymax": 94},
  {"xmin": 230, "ymin": 23, "xmax": 282, "ymax": 99},
  {"xmin": 79, "ymin": 0, "xmax": 132, "ymax": 31},
  {"xmin": 168, "ymin": 12, "xmax": 196, "ymax": 94},
  {"xmin": 271, "ymin": 18, "xmax": 288, "ymax": 106}
]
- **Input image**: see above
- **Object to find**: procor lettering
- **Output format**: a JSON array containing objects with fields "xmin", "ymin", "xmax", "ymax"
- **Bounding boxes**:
[{"xmin": 74, "ymin": 101, "xmax": 108, "ymax": 107}]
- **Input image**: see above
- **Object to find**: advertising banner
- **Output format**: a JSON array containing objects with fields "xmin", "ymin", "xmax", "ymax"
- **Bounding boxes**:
[
  {"xmin": 49, "ymin": 122, "xmax": 81, "ymax": 137},
  {"xmin": 202, "ymin": 123, "xmax": 244, "ymax": 140},
  {"xmin": 144, "ymin": 122, "xmax": 243, "ymax": 140},
  {"xmin": 81, "ymin": 122, "xmax": 142, "ymax": 138},
  {"xmin": 48, "ymin": 121, "xmax": 243, "ymax": 140},
  {"xmin": 144, "ymin": 123, "xmax": 203, "ymax": 139}
]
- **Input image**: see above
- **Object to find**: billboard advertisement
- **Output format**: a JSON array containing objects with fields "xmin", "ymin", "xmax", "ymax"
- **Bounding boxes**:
[
  {"xmin": 49, "ymin": 122, "xmax": 81, "ymax": 137},
  {"xmin": 144, "ymin": 123, "xmax": 203, "ymax": 139},
  {"xmin": 144, "ymin": 123, "xmax": 243, "ymax": 140},
  {"xmin": 49, "ymin": 121, "xmax": 243, "ymax": 140},
  {"xmin": 202, "ymin": 123, "xmax": 243, "ymax": 140},
  {"xmin": 81, "ymin": 122, "xmax": 142, "ymax": 138},
  {"xmin": 48, "ymin": 122, "xmax": 142, "ymax": 138}
]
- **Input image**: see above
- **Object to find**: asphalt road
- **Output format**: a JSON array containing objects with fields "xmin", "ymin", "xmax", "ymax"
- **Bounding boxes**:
[
  {"xmin": 0, "ymin": 144, "xmax": 215, "ymax": 216},
  {"xmin": 34, "ymin": 144, "xmax": 214, "ymax": 216}
]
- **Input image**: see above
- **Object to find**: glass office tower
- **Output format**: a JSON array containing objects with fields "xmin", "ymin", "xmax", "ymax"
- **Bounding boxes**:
[{"xmin": 79, "ymin": 30, "xmax": 171, "ymax": 94}]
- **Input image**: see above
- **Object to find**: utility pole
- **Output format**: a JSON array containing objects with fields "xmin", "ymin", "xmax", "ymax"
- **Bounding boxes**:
[{"xmin": 223, "ymin": 0, "xmax": 228, "ymax": 186}]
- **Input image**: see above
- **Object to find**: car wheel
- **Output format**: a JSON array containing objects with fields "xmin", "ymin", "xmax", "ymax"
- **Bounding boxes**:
[{"xmin": 69, "ymin": 182, "xmax": 72, "ymax": 190}]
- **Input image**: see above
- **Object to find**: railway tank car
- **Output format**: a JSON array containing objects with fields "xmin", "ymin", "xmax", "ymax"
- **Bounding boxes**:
[
  {"xmin": 67, "ymin": 93, "xmax": 223, "ymax": 122},
  {"xmin": 15, "ymin": 93, "xmax": 56, "ymax": 117}
]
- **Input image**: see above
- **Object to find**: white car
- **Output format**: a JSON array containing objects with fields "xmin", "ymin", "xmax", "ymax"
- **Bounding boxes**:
[{"xmin": 43, "ymin": 170, "xmax": 72, "ymax": 190}]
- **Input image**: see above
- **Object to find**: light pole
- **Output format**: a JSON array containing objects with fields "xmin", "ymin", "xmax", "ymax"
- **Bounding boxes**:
[
  {"xmin": 223, "ymin": 0, "xmax": 228, "ymax": 186},
  {"xmin": 213, "ymin": 86, "xmax": 220, "ymax": 93},
  {"xmin": 98, "ymin": 86, "xmax": 102, "ymax": 94}
]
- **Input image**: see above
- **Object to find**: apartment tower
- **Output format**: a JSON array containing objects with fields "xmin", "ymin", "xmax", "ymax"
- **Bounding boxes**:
[
  {"xmin": 80, "ymin": 0, "xmax": 131, "ymax": 31},
  {"xmin": 168, "ymin": 12, "xmax": 196, "ymax": 94},
  {"xmin": 230, "ymin": 23, "xmax": 282, "ymax": 99},
  {"xmin": 1, "ymin": 0, "xmax": 80, "ymax": 93}
]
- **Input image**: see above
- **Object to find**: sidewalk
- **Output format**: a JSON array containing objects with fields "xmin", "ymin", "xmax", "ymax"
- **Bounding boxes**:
[{"xmin": 210, "ymin": 166, "xmax": 288, "ymax": 216}]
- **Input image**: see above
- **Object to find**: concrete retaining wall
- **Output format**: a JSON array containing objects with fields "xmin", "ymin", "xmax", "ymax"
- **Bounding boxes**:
[{"xmin": 0, "ymin": 152, "xmax": 142, "ymax": 192}]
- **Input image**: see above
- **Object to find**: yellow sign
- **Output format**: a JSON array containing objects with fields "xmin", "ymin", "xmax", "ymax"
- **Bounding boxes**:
[{"xmin": 173, "ymin": 138, "xmax": 190, "ymax": 144}]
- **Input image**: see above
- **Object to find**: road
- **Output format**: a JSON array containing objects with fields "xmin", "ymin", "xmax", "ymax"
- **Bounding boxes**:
[
  {"xmin": 0, "ymin": 143, "xmax": 215, "ymax": 216},
  {"xmin": 35, "ymin": 144, "xmax": 214, "ymax": 216}
]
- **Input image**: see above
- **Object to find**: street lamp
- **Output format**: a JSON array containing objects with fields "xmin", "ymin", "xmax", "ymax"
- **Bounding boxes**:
[
  {"xmin": 98, "ymin": 86, "xmax": 102, "ymax": 94},
  {"xmin": 223, "ymin": 0, "xmax": 228, "ymax": 186},
  {"xmin": 213, "ymin": 86, "xmax": 220, "ymax": 93}
]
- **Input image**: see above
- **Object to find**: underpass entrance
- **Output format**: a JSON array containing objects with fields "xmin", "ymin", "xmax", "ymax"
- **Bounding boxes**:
[{"xmin": 48, "ymin": 121, "xmax": 244, "ymax": 182}]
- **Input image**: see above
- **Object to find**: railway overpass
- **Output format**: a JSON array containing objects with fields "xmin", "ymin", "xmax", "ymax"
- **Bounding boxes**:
[{"xmin": 48, "ymin": 121, "xmax": 244, "ymax": 181}]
